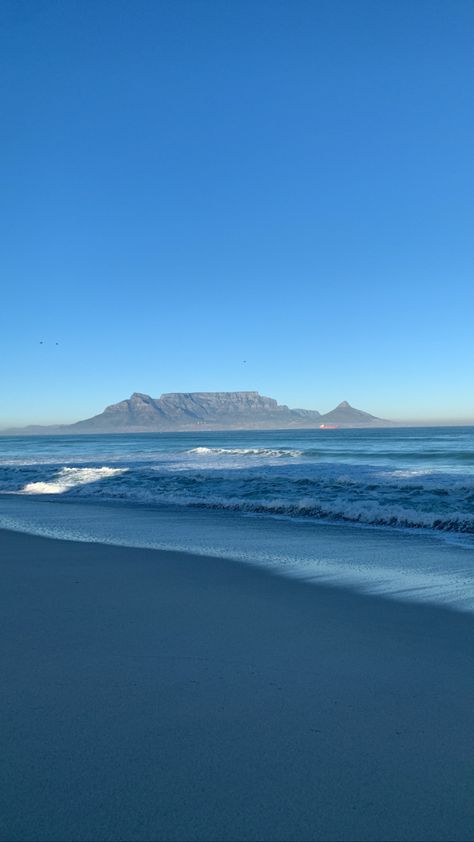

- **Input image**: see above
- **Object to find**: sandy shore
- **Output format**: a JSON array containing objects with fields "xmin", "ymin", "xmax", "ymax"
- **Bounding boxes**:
[{"xmin": 1, "ymin": 528, "xmax": 473, "ymax": 841}]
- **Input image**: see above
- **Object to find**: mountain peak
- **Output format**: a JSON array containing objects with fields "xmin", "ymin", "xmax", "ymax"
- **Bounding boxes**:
[
  {"xmin": 320, "ymin": 400, "xmax": 382, "ymax": 425},
  {"xmin": 1, "ymin": 391, "xmax": 388, "ymax": 434}
]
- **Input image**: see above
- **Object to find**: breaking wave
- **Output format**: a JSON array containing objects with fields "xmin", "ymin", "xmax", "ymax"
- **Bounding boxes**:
[
  {"xmin": 22, "ymin": 467, "xmax": 126, "ymax": 494},
  {"xmin": 186, "ymin": 447, "xmax": 302, "ymax": 458},
  {"xmin": 2, "ymin": 457, "xmax": 474, "ymax": 540}
]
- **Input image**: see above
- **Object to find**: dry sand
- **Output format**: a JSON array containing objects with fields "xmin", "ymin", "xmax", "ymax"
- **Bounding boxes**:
[{"xmin": 1, "ymin": 528, "xmax": 473, "ymax": 841}]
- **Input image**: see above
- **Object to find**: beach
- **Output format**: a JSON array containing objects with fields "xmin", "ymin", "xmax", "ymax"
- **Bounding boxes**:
[
  {"xmin": 1, "ymin": 527, "xmax": 473, "ymax": 841},
  {"xmin": 5, "ymin": 0, "xmax": 474, "ymax": 838}
]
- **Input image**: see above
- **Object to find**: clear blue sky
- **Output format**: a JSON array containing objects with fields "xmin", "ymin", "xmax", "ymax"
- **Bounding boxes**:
[{"xmin": 1, "ymin": 0, "xmax": 473, "ymax": 426}]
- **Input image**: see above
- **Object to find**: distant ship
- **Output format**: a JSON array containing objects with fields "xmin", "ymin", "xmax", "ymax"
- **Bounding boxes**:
[{"xmin": 320, "ymin": 424, "xmax": 338, "ymax": 429}]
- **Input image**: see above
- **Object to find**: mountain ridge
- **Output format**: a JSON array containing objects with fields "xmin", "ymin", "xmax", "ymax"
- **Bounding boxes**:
[{"xmin": 1, "ymin": 391, "xmax": 390, "ymax": 433}]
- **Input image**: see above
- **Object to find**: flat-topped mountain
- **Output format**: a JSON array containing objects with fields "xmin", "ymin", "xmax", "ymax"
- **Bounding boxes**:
[
  {"xmin": 54, "ymin": 391, "xmax": 322, "ymax": 432},
  {"xmin": 2, "ymin": 392, "xmax": 389, "ymax": 433}
]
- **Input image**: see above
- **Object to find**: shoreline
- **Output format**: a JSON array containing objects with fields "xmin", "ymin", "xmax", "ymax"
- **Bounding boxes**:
[
  {"xmin": 2, "ymin": 423, "xmax": 474, "ymax": 435},
  {"xmin": 1, "ymin": 527, "xmax": 473, "ymax": 841},
  {"xmin": 1, "ymin": 494, "xmax": 474, "ymax": 615}
]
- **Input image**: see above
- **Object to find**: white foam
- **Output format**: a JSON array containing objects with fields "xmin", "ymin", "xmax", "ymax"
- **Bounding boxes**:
[
  {"xmin": 22, "ymin": 467, "xmax": 126, "ymax": 495},
  {"xmin": 1, "ymin": 496, "xmax": 474, "ymax": 613},
  {"xmin": 186, "ymin": 447, "xmax": 302, "ymax": 458}
]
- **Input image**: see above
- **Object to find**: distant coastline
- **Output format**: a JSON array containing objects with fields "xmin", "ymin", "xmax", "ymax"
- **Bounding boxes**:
[
  {"xmin": 2, "ymin": 390, "xmax": 391, "ymax": 434},
  {"xmin": 2, "ymin": 390, "xmax": 473, "ymax": 434}
]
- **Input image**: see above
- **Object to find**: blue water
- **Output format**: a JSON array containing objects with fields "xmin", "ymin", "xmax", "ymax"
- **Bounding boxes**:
[
  {"xmin": 1, "ymin": 427, "xmax": 474, "ymax": 611},
  {"xmin": 1, "ymin": 427, "xmax": 474, "ymax": 534}
]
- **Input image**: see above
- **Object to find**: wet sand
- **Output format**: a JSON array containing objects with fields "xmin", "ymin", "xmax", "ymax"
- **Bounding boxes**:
[{"xmin": 1, "ymin": 527, "xmax": 473, "ymax": 841}]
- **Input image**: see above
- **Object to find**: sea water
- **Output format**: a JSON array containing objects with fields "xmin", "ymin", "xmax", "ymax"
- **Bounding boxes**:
[{"xmin": 1, "ymin": 427, "xmax": 474, "ymax": 610}]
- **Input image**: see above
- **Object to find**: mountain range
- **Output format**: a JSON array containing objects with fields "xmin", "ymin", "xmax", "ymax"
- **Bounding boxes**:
[{"xmin": 2, "ymin": 391, "xmax": 390, "ymax": 433}]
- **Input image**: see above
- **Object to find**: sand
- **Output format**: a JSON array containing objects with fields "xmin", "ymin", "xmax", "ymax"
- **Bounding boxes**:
[{"xmin": 1, "ymin": 527, "xmax": 473, "ymax": 841}]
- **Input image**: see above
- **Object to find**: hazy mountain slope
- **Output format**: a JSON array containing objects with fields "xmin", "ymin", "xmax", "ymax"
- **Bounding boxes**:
[
  {"xmin": 2, "ymin": 392, "xmax": 388, "ymax": 433},
  {"xmin": 319, "ymin": 401, "xmax": 383, "ymax": 425},
  {"xmin": 68, "ymin": 391, "xmax": 320, "ymax": 431}
]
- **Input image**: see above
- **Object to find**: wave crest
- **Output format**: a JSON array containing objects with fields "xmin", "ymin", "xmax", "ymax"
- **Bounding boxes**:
[
  {"xmin": 186, "ymin": 446, "xmax": 302, "ymax": 458},
  {"xmin": 22, "ymin": 466, "xmax": 126, "ymax": 495},
  {"xmin": 2, "ymin": 456, "xmax": 474, "ymax": 541}
]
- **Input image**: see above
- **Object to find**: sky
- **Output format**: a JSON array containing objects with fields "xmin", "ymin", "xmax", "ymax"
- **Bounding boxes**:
[{"xmin": 1, "ymin": 0, "xmax": 474, "ymax": 427}]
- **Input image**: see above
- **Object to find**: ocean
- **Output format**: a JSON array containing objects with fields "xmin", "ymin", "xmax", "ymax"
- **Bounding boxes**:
[{"xmin": 1, "ymin": 426, "xmax": 474, "ymax": 611}]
